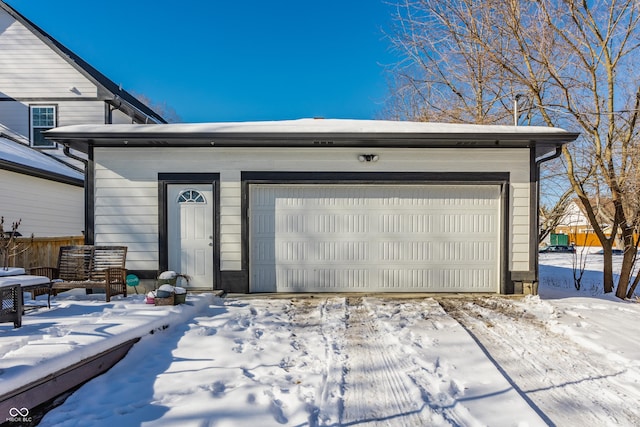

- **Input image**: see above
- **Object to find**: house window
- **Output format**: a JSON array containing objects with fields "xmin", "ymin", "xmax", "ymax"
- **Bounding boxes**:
[
  {"xmin": 30, "ymin": 105, "xmax": 56, "ymax": 147},
  {"xmin": 177, "ymin": 190, "xmax": 206, "ymax": 204}
]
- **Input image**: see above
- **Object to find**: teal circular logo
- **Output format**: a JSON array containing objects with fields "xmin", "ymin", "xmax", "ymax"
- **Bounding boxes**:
[{"xmin": 126, "ymin": 274, "xmax": 140, "ymax": 287}]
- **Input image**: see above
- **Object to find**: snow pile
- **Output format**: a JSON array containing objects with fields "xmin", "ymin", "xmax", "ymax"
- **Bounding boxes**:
[
  {"xmin": 0, "ymin": 290, "xmax": 214, "ymax": 393},
  {"xmin": 0, "ymin": 267, "xmax": 25, "ymax": 276},
  {"xmin": 158, "ymin": 271, "xmax": 178, "ymax": 280}
]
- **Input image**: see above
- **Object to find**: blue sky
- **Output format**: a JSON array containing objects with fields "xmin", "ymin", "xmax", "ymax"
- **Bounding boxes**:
[{"xmin": 7, "ymin": 0, "xmax": 399, "ymax": 123}]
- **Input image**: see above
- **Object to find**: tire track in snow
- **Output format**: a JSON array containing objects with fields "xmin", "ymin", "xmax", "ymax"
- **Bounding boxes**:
[
  {"xmin": 287, "ymin": 297, "xmax": 347, "ymax": 426},
  {"xmin": 370, "ymin": 298, "xmax": 487, "ymax": 427},
  {"xmin": 438, "ymin": 297, "xmax": 640, "ymax": 426},
  {"xmin": 339, "ymin": 297, "xmax": 434, "ymax": 426},
  {"xmin": 318, "ymin": 297, "xmax": 348, "ymax": 425}
]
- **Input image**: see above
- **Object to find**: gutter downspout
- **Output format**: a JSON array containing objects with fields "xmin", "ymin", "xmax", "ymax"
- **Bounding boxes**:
[
  {"xmin": 535, "ymin": 144, "xmax": 563, "ymax": 167},
  {"xmin": 532, "ymin": 144, "xmax": 564, "ymax": 294},
  {"xmin": 63, "ymin": 144, "xmax": 90, "ymax": 242},
  {"xmin": 63, "ymin": 144, "xmax": 88, "ymax": 168}
]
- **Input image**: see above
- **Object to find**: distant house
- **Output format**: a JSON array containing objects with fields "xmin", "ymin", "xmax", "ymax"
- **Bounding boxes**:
[
  {"xmin": 0, "ymin": 0, "xmax": 166, "ymax": 237},
  {"xmin": 554, "ymin": 198, "xmax": 615, "ymax": 247},
  {"xmin": 49, "ymin": 119, "xmax": 579, "ymax": 295}
]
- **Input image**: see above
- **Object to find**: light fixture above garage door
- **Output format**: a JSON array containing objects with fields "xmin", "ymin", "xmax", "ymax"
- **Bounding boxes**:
[{"xmin": 358, "ymin": 154, "xmax": 379, "ymax": 162}]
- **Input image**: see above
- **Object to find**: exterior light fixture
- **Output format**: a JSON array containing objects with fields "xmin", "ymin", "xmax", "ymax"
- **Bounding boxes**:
[{"xmin": 358, "ymin": 154, "xmax": 379, "ymax": 162}]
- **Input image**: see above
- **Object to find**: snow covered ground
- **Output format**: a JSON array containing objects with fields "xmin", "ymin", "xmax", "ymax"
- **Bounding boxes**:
[{"xmin": 2, "ymin": 252, "xmax": 640, "ymax": 426}]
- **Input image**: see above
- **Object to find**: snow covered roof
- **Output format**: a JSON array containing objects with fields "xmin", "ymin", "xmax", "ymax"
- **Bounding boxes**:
[
  {"xmin": 0, "ymin": 123, "xmax": 30, "ymax": 145},
  {"xmin": 0, "ymin": 137, "xmax": 84, "ymax": 185},
  {"xmin": 47, "ymin": 118, "xmax": 580, "ymax": 151},
  {"xmin": 47, "ymin": 118, "xmax": 575, "ymax": 135}
]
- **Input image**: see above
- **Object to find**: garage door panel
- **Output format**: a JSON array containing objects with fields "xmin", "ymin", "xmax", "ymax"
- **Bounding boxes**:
[
  {"xmin": 378, "ymin": 267, "xmax": 495, "ymax": 290},
  {"xmin": 275, "ymin": 267, "xmax": 370, "ymax": 291},
  {"xmin": 277, "ymin": 240, "xmax": 370, "ymax": 262},
  {"xmin": 379, "ymin": 241, "xmax": 432, "ymax": 261},
  {"xmin": 378, "ymin": 240, "xmax": 496, "ymax": 263},
  {"xmin": 440, "ymin": 213, "xmax": 496, "ymax": 234},
  {"xmin": 250, "ymin": 184, "xmax": 500, "ymax": 292},
  {"xmin": 278, "ymin": 213, "xmax": 369, "ymax": 234}
]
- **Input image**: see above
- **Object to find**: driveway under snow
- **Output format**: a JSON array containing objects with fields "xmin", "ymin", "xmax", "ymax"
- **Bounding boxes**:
[
  {"xmin": 2, "ymin": 254, "xmax": 636, "ymax": 425},
  {"xmin": 33, "ymin": 291, "xmax": 640, "ymax": 427}
]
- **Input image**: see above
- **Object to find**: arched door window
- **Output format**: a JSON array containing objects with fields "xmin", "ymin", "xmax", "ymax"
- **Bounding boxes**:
[{"xmin": 177, "ymin": 189, "xmax": 206, "ymax": 204}]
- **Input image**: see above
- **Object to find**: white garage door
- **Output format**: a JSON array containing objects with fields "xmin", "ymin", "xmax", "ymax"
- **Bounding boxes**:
[{"xmin": 250, "ymin": 184, "xmax": 501, "ymax": 292}]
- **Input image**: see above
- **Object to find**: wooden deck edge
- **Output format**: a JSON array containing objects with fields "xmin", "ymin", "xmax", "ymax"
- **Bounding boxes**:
[{"xmin": 0, "ymin": 337, "xmax": 140, "ymax": 421}]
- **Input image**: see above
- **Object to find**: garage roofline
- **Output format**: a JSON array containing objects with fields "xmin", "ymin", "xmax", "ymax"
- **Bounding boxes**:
[{"xmin": 45, "ymin": 119, "xmax": 579, "ymax": 151}]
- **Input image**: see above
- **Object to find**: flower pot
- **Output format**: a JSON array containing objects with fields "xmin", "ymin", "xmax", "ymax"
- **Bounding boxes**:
[{"xmin": 174, "ymin": 292, "xmax": 187, "ymax": 304}]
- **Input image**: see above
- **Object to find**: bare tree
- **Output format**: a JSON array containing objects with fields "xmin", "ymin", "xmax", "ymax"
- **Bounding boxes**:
[
  {"xmin": 130, "ymin": 92, "xmax": 182, "ymax": 123},
  {"xmin": 0, "ymin": 217, "xmax": 31, "ymax": 269},
  {"xmin": 385, "ymin": 0, "xmax": 640, "ymax": 298},
  {"xmin": 572, "ymin": 229, "xmax": 594, "ymax": 291},
  {"xmin": 538, "ymin": 166, "xmax": 574, "ymax": 243}
]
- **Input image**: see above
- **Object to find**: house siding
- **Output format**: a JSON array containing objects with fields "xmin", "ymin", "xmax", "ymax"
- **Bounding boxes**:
[
  {"xmin": 0, "ymin": 100, "xmax": 102, "ymax": 169},
  {"xmin": 0, "ymin": 102, "xmax": 28, "ymax": 136},
  {"xmin": 111, "ymin": 109, "xmax": 135, "ymax": 124},
  {"xmin": 1, "ymin": 101, "xmax": 105, "ymax": 137},
  {"xmin": 56, "ymin": 101, "xmax": 105, "ymax": 126},
  {"xmin": 0, "ymin": 10, "xmax": 97, "ymax": 99},
  {"xmin": 92, "ymin": 177, "xmax": 158, "ymax": 269},
  {"xmin": 0, "ymin": 169, "xmax": 83, "ymax": 237},
  {"xmin": 93, "ymin": 147, "xmax": 532, "ymax": 275}
]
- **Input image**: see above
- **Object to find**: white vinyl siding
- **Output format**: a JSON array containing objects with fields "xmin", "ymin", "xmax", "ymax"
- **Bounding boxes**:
[
  {"xmin": 0, "ymin": 103, "xmax": 28, "ymax": 137},
  {"xmin": 0, "ymin": 10, "xmax": 97, "ymax": 98},
  {"xmin": 0, "ymin": 100, "xmax": 98, "ymax": 169},
  {"xmin": 93, "ymin": 177, "xmax": 158, "ymax": 270},
  {"xmin": 1, "ymin": 101, "xmax": 105, "ymax": 139},
  {"xmin": 111, "ymin": 109, "xmax": 135, "ymax": 124},
  {"xmin": 511, "ymin": 183, "xmax": 532, "ymax": 265},
  {"xmin": 0, "ymin": 170, "xmax": 83, "ymax": 237},
  {"xmin": 93, "ymin": 147, "xmax": 531, "ymax": 275},
  {"xmin": 219, "ymin": 179, "xmax": 242, "ymax": 269},
  {"xmin": 56, "ymin": 101, "xmax": 105, "ymax": 126}
]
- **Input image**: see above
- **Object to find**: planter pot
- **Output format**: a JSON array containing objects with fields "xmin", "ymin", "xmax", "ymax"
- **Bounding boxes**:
[
  {"xmin": 154, "ymin": 294, "xmax": 175, "ymax": 306},
  {"xmin": 174, "ymin": 292, "xmax": 187, "ymax": 304}
]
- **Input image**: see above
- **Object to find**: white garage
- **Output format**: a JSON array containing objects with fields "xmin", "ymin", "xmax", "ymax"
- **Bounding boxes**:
[
  {"xmin": 47, "ymin": 118, "xmax": 579, "ymax": 295},
  {"xmin": 250, "ymin": 183, "xmax": 501, "ymax": 292}
]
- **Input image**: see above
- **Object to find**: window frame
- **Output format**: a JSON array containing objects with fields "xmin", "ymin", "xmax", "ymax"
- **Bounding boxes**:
[{"xmin": 29, "ymin": 105, "xmax": 57, "ymax": 148}]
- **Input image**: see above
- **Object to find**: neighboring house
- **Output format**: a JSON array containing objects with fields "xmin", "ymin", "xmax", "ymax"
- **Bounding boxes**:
[
  {"xmin": 48, "ymin": 119, "xmax": 579, "ymax": 295},
  {"xmin": 554, "ymin": 198, "xmax": 615, "ymax": 247},
  {"xmin": 0, "ymin": 134, "xmax": 83, "ymax": 237},
  {"xmin": 556, "ymin": 200, "xmax": 593, "ymax": 234},
  {"xmin": 0, "ymin": 0, "xmax": 165, "ymax": 236}
]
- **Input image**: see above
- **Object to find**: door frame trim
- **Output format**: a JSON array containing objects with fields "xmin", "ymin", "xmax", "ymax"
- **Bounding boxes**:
[{"xmin": 158, "ymin": 173, "xmax": 220, "ymax": 289}]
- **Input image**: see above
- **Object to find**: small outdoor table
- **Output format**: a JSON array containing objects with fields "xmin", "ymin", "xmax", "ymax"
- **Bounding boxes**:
[{"xmin": 0, "ymin": 269, "xmax": 52, "ymax": 328}]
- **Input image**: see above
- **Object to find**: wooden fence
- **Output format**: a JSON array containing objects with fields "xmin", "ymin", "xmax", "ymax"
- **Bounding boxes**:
[
  {"xmin": 3, "ymin": 236, "xmax": 85, "ymax": 269},
  {"xmin": 569, "ymin": 233, "xmax": 603, "ymax": 247}
]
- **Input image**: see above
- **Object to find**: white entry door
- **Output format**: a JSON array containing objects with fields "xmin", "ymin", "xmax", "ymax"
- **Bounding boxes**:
[{"xmin": 168, "ymin": 184, "xmax": 214, "ymax": 288}]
